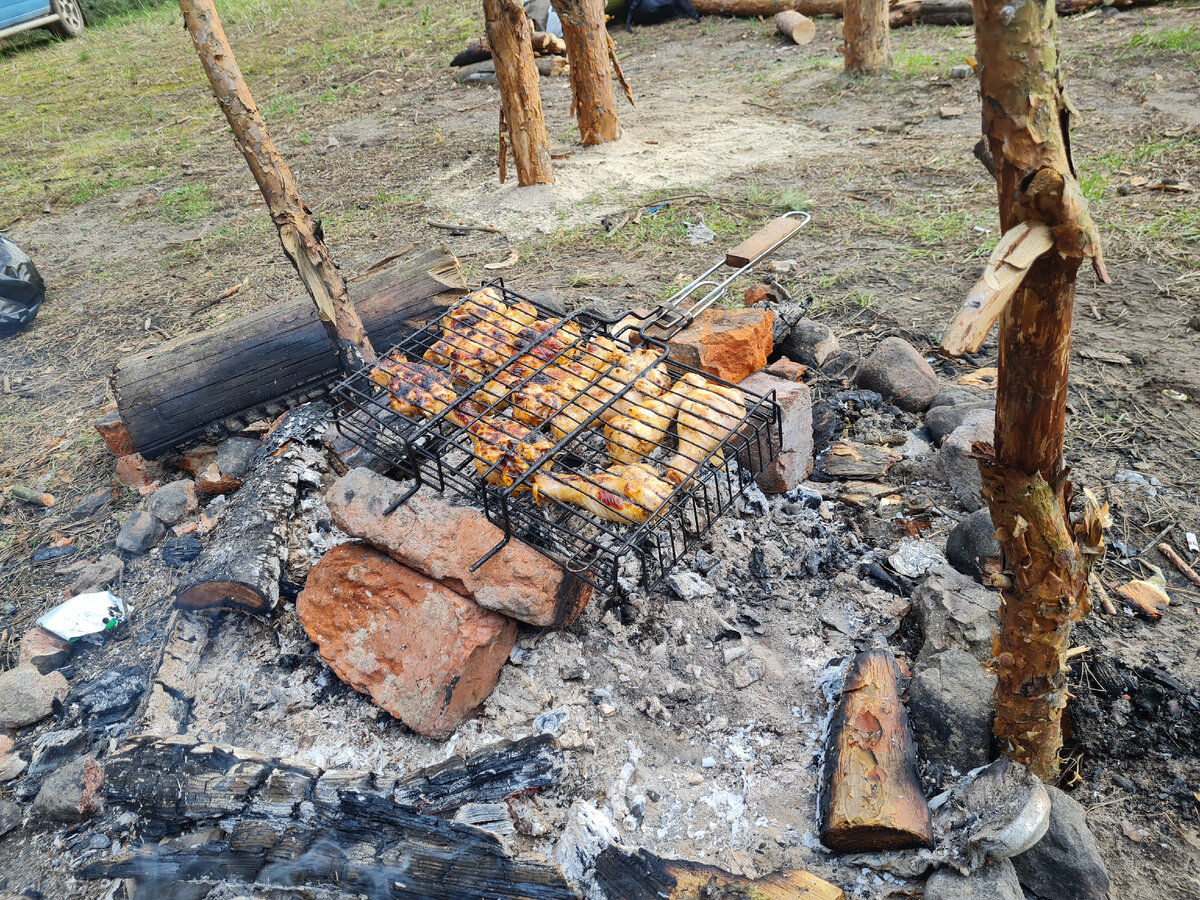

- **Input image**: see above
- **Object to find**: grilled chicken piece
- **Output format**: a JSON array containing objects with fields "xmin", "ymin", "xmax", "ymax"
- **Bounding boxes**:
[
  {"xmin": 664, "ymin": 373, "xmax": 747, "ymax": 485},
  {"xmin": 604, "ymin": 387, "xmax": 686, "ymax": 465},
  {"xmin": 426, "ymin": 288, "xmax": 543, "ymax": 386},
  {"xmin": 370, "ymin": 355, "xmax": 470, "ymax": 425},
  {"xmin": 532, "ymin": 462, "xmax": 673, "ymax": 525},
  {"xmin": 467, "ymin": 416, "xmax": 553, "ymax": 492},
  {"xmin": 479, "ymin": 319, "xmax": 584, "ymax": 409}
]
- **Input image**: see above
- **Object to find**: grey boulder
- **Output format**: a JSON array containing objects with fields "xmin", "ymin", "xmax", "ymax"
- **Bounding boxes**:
[
  {"xmin": 910, "ymin": 649, "xmax": 995, "ymax": 773},
  {"xmin": 926, "ymin": 859, "xmax": 1024, "ymax": 900},
  {"xmin": 1011, "ymin": 786, "xmax": 1111, "ymax": 900},
  {"xmin": 855, "ymin": 337, "xmax": 940, "ymax": 412}
]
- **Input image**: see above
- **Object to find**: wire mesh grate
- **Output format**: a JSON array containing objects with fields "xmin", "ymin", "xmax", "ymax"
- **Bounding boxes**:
[{"xmin": 332, "ymin": 279, "xmax": 782, "ymax": 596}]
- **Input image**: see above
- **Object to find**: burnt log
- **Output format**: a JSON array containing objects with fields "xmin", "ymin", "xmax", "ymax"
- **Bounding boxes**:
[
  {"xmin": 84, "ymin": 733, "xmax": 572, "ymax": 899},
  {"xmin": 174, "ymin": 403, "xmax": 329, "ymax": 615},
  {"xmin": 112, "ymin": 244, "xmax": 464, "ymax": 458},
  {"xmin": 451, "ymin": 31, "xmax": 567, "ymax": 66},
  {"xmin": 819, "ymin": 649, "xmax": 933, "ymax": 851}
]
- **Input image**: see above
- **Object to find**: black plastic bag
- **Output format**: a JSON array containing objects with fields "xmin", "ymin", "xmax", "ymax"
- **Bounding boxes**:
[{"xmin": 0, "ymin": 233, "xmax": 46, "ymax": 339}]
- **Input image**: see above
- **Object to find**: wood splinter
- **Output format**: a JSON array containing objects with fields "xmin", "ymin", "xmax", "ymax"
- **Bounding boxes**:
[{"xmin": 819, "ymin": 648, "xmax": 933, "ymax": 851}]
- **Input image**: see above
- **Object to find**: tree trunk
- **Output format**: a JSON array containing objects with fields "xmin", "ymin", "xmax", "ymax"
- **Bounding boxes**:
[
  {"xmin": 174, "ymin": 402, "xmax": 329, "ymax": 615},
  {"xmin": 844, "ymin": 0, "xmax": 890, "ymax": 74},
  {"xmin": 178, "ymin": 0, "xmax": 375, "ymax": 373},
  {"xmin": 483, "ymin": 0, "xmax": 554, "ymax": 185},
  {"xmin": 111, "ymin": 244, "xmax": 464, "ymax": 458},
  {"xmin": 974, "ymin": 0, "xmax": 1108, "ymax": 780},
  {"xmin": 552, "ymin": 0, "xmax": 621, "ymax": 145},
  {"xmin": 819, "ymin": 649, "xmax": 933, "ymax": 851}
]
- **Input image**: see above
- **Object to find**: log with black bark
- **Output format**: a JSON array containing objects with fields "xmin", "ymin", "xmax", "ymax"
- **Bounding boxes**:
[
  {"xmin": 451, "ymin": 31, "xmax": 567, "ymax": 66},
  {"xmin": 552, "ymin": 0, "xmax": 621, "ymax": 145},
  {"xmin": 178, "ymin": 0, "xmax": 375, "ymax": 373},
  {"xmin": 174, "ymin": 402, "xmax": 329, "ymax": 615},
  {"xmin": 82, "ymin": 733, "xmax": 573, "ymax": 899},
  {"xmin": 819, "ymin": 649, "xmax": 933, "ymax": 851},
  {"xmin": 484, "ymin": 0, "xmax": 554, "ymax": 185},
  {"xmin": 112, "ymin": 244, "xmax": 464, "ymax": 458}
]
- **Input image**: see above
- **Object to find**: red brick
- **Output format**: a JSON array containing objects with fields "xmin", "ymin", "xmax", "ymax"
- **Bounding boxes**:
[
  {"xmin": 739, "ymin": 371, "xmax": 814, "ymax": 493},
  {"xmin": 194, "ymin": 462, "xmax": 241, "ymax": 496},
  {"xmin": 298, "ymin": 543, "xmax": 515, "ymax": 739},
  {"xmin": 18, "ymin": 627, "xmax": 72, "ymax": 675},
  {"xmin": 93, "ymin": 409, "xmax": 136, "ymax": 458},
  {"xmin": 325, "ymin": 469, "xmax": 592, "ymax": 627},
  {"xmin": 765, "ymin": 357, "xmax": 807, "ymax": 382},
  {"xmin": 660, "ymin": 308, "xmax": 774, "ymax": 384},
  {"xmin": 113, "ymin": 454, "xmax": 157, "ymax": 491}
]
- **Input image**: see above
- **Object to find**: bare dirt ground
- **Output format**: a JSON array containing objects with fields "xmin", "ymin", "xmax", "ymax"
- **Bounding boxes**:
[{"xmin": 1, "ymin": 2, "xmax": 1199, "ymax": 898}]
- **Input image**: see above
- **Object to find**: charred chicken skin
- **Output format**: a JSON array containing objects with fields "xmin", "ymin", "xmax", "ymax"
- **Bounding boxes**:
[
  {"xmin": 532, "ymin": 462, "xmax": 673, "ymax": 525},
  {"xmin": 425, "ymin": 287, "xmax": 541, "ymax": 386},
  {"xmin": 663, "ymin": 373, "xmax": 747, "ymax": 485}
]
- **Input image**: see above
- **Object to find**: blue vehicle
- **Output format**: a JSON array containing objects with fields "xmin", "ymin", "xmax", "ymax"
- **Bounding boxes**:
[{"xmin": 0, "ymin": 0, "xmax": 86, "ymax": 41}]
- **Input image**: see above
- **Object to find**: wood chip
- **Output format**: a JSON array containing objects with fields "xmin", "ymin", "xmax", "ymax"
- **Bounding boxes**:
[
  {"xmin": 1115, "ymin": 579, "xmax": 1170, "ymax": 619},
  {"xmin": 1078, "ymin": 348, "xmax": 1132, "ymax": 365}
]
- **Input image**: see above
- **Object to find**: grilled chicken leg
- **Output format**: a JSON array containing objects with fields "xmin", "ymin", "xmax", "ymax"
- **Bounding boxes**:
[
  {"xmin": 532, "ymin": 462, "xmax": 673, "ymax": 526},
  {"xmin": 663, "ymin": 373, "xmax": 747, "ymax": 485}
]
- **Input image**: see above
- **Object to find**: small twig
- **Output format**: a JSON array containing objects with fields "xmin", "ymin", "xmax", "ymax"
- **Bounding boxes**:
[
  {"xmin": 1085, "ymin": 792, "xmax": 1132, "ymax": 818},
  {"xmin": 426, "ymin": 220, "xmax": 507, "ymax": 236},
  {"xmin": 1159, "ymin": 543, "xmax": 1200, "ymax": 589}
]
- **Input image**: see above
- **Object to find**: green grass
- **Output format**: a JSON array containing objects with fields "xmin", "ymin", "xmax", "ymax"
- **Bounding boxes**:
[
  {"xmin": 0, "ymin": 0, "xmax": 478, "ymax": 223},
  {"xmin": 158, "ymin": 183, "xmax": 215, "ymax": 222},
  {"xmin": 1126, "ymin": 25, "xmax": 1200, "ymax": 54}
]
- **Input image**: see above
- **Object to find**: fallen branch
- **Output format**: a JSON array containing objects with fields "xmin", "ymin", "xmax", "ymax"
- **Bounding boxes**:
[{"xmin": 1159, "ymin": 543, "xmax": 1200, "ymax": 589}]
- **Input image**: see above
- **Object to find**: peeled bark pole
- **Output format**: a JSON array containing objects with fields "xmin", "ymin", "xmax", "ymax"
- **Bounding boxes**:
[
  {"xmin": 974, "ymin": 0, "xmax": 1109, "ymax": 780},
  {"xmin": 552, "ymin": 0, "xmax": 621, "ymax": 145},
  {"xmin": 484, "ymin": 0, "xmax": 554, "ymax": 185},
  {"xmin": 776, "ymin": 9, "xmax": 817, "ymax": 43},
  {"xmin": 819, "ymin": 649, "xmax": 933, "ymax": 851},
  {"xmin": 844, "ymin": 0, "xmax": 890, "ymax": 74},
  {"xmin": 178, "ymin": 0, "xmax": 374, "ymax": 373}
]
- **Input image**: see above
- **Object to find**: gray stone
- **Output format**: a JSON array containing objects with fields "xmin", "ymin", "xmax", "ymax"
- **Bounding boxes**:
[
  {"xmin": 146, "ymin": 480, "xmax": 198, "ymax": 526},
  {"xmin": 926, "ymin": 401, "xmax": 992, "ymax": 444},
  {"xmin": 0, "ymin": 799, "xmax": 20, "ymax": 837},
  {"xmin": 1011, "ymin": 786, "xmax": 1111, "ymax": 900},
  {"xmin": 930, "ymin": 388, "xmax": 984, "ymax": 409},
  {"xmin": 910, "ymin": 649, "xmax": 995, "ymax": 773},
  {"xmin": 855, "ymin": 337, "xmax": 940, "ymax": 412},
  {"xmin": 938, "ymin": 411, "xmax": 996, "ymax": 511},
  {"xmin": 667, "ymin": 571, "xmax": 715, "ymax": 601},
  {"xmin": 926, "ymin": 859, "xmax": 1023, "ymax": 900},
  {"xmin": 70, "ymin": 487, "xmax": 112, "ymax": 521},
  {"xmin": 946, "ymin": 509, "xmax": 1000, "ymax": 580},
  {"xmin": 820, "ymin": 349, "xmax": 859, "ymax": 377},
  {"xmin": 950, "ymin": 64, "xmax": 973, "ymax": 79},
  {"xmin": 739, "ymin": 372, "xmax": 813, "ymax": 493},
  {"xmin": 216, "ymin": 436, "xmax": 261, "ymax": 479},
  {"xmin": 780, "ymin": 318, "xmax": 840, "ymax": 367},
  {"xmin": 115, "ymin": 509, "xmax": 167, "ymax": 555},
  {"xmin": 32, "ymin": 755, "xmax": 104, "ymax": 824},
  {"xmin": 914, "ymin": 566, "xmax": 1000, "ymax": 662},
  {"xmin": 67, "ymin": 553, "xmax": 124, "ymax": 596},
  {"xmin": 0, "ymin": 666, "xmax": 69, "ymax": 729},
  {"xmin": 525, "ymin": 290, "xmax": 567, "ymax": 317}
]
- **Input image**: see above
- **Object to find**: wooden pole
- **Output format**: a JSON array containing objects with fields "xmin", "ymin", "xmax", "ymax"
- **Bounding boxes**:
[
  {"xmin": 973, "ymin": 0, "xmax": 1108, "ymax": 780},
  {"xmin": 551, "ymin": 0, "xmax": 621, "ymax": 146},
  {"xmin": 177, "ymin": 0, "xmax": 374, "ymax": 373},
  {"xmin": 483, "ymin": 0, "xmax": 554, "ymax": 185},
  {"xmin": 844, "ymin": 0, "xmax": 890, "ymax": 74}
]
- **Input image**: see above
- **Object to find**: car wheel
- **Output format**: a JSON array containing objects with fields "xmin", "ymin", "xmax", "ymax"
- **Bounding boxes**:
[{"xmin": 48, "ymin": 0, "xmax": 86, "ymax": 38}]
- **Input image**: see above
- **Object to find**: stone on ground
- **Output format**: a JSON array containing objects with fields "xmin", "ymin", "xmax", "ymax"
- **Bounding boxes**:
[
  {"xmin": 925, "ymin": 859, "xmax": 1023, "ymax": 900},
  {"xmin": 937, "ymin": 758, "xmax": 1051, "ymax": 872},
  {"xmin": 914, "ymin": 566, "xmax": 1000, "ymax": 662},
  {"xmin": 1011, "ymin": 786, "xmax": 1111, "ymax": 900},
  {"xmin": 18, "ymin": 626, "xmax": 73, "ymax": 675},
  {"xmin": 326, "ymin": 469, "xmax": 592, "ymax": 627},
  {"xmin": 146, "ymin": 479, "xmax": 198, "ymax": 526},
  {"xmin": 926, "ymin": 400, "xmax": 993, "ymax": 445},
  {"xmin": 0, "ymin": 798, "xmax": 20, "ymax": 837},
  {"xmin": 297, "ymin": 542, "xmax": 516, "ymax": 739},
  {"xmin": 909, "ymin": 649, "xmax": 995, "ymax": 773},
  {"xmin": 938, "ymin": 410, "xmax": 996, "ymax": 511},
  {"xmin": 115, "ymin": 508, "xmax": 166, "ymax": 555},
  {"xmin": 946, "ymin": 508, "xmax": 1000, "ymax": 580},
  {"xmin": 67, "ymin": 553, "xmax": 124, "ymax": 596},
  {"xmin": 215, "ymin": 436, "xmax": 261, "ymax": 479},
  {"xmin": 32, "ymin": 755, "xmax": 104, "ymax": 824},
  {"xmin": 738, "ymin": 371, "xmax": 813, "ymax": 493},
  {"xmin": 0, "ymin": 667, "xmax": 69, "ymax": 729},
  {"xmin": 780, "ymin": 318, "xmax": 840, "ymax": 367},
  {"xmin": 663, "ymin": 308, "xmax": 774, "ymax": 384},
  {"xmin": 0, "ymin": 735, "xmax": 27, "ymax": 782},
  {"xmin": 855, "ymin": 337, "xmax": 940, "ymax": 412}
]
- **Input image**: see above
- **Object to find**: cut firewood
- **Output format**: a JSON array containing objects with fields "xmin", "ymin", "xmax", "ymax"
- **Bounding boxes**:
[
  {"xmin": 819, "ymin": 649, "xmax": 933, "ymax": 851},
  {"xmin": 10, "ymin": 485, "xmax": 54, "ymax": 506},
  {"xmin": 112, "ymin": 243, "xmax": 464, "ymax": 458},
  {"xmin": 776, "ymin": 9, "xmax": 817, "ymax": 42},
  {"xmin": 174, "ymin": 403, "xmax": 329, "ymax": 615},
  {"xmin": 451, "ymin": 31, "xmax": 568, "ymax": 66},
  {"xmin": 553, "ymin": 0, "xmax": 622, "ymax": 145},
  {"xmin": 941, "ymin": 221, "xmax": 1054, "ymax": 357},
  {"xmin": 484, "ymin": 0, "xmax": 554, "ymax": 185},
  {"xmin": 81, "ymin": 733, "xmax": 573, "ymax": 899},
  {"xmin": 1158, "ymin": 542, "xmax": 1200, "ymax": 589},
  {"xmin": 137, "ymin": 610, "xmax": 216, "ymax": 736},
  {"xmin": 178, "ymin": 0, "xmax": 375, "ymax": 373}
]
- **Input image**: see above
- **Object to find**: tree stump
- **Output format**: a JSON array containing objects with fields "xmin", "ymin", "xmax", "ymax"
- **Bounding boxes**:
[
  {"xmin": 552, "ymin": 0, "xmax": 621, "ymax": 145},
  {"xmin": 483, "ymin": 0, "xmax": 554, "ymax": 185},
  {"xmin": 843, "ymin": 0, "xmax": 890, "ymax": 74}
]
